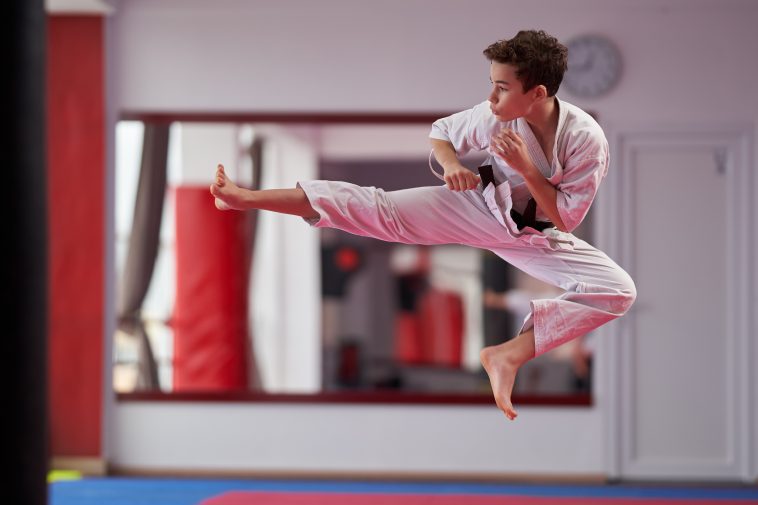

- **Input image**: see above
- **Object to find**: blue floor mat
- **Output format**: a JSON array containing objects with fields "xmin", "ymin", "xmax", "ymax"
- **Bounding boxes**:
[{"xmin": 50, "ymin": 477, "xmax": 758, "ymax": 505}]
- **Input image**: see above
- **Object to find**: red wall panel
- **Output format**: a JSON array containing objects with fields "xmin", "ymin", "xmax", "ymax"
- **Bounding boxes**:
[{"xmin": 47, "ymin": 16, "xmax": 104, "ymax": 457}]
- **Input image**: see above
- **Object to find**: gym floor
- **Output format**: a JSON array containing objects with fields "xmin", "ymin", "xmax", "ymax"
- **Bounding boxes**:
[{"xmin": 50, "ymin": 477, "xmax": 758, "ymax": 505}]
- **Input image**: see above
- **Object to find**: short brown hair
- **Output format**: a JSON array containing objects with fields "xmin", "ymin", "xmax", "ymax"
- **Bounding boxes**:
[{"xmin": 483, "ymin": 30, "xmax": 567, "ymax": 96}]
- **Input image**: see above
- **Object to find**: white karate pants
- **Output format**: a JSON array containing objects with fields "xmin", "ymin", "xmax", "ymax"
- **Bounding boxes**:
[{"xmin": 298, "ymin": 180, "xmax": 636, "ymax": 357}]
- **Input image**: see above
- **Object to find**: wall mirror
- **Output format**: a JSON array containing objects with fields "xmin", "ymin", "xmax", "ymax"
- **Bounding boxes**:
[{"xmin": 114, "ymin": 113, "xmax": 594, "ymax": 405}]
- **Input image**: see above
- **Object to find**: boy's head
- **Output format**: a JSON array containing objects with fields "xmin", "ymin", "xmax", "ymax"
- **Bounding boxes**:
[{"xmin": 483, "ymin": 30, "xmax": 567, "ymax": 97}]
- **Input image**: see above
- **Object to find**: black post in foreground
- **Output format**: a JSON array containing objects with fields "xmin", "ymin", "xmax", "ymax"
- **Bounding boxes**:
[{"xmin": 1, "ymin": 0, "xmax": 49, "ymax": 504}]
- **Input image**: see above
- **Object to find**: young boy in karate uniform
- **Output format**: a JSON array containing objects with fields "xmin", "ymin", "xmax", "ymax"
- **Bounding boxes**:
[{"xmin": 210, "ymin": 30, "xmax": 636, "ymax": 421}]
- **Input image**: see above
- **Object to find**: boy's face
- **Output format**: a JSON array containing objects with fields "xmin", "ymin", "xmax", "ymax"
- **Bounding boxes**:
[{"xmin": 487, "ymin": 62, "xmax": 539, "ymax": 121}]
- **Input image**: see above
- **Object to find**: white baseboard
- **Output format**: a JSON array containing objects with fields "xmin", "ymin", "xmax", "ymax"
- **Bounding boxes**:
[{"xmin": 109, "ymin": 466, "xmax": 607, "ymax": 484}]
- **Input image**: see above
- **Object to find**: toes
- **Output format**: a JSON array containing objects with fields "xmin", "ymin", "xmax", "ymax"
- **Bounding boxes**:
[
  {"xmin": 215, "ymin": 165, "xmax": 226, "ymax": 183},
  {"xmin": 504, "ymin": 404, "xmax": 518, "ymax": 421},
  {"xmin": 496, "ymin": 399, "xmax": 517, "ymax": 421}
]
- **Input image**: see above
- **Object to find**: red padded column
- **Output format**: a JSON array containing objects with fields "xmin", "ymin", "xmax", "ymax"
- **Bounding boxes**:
[
  {"xmin": 173, "ymin": 187, "xmax": 250, "ymax": 390},
  {"xmin": 47, "ymin": 15, "xmax": 104, "ymax": 457}
]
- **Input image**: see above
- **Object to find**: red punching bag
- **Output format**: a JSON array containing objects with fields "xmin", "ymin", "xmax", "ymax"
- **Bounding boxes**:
[{"xmin": 173, "ymin": 186, "xmax": 250, "ymax": 391}]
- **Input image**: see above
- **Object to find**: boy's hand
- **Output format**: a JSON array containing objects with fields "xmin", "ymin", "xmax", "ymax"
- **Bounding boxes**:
[
  {"xmin": 444, "ymin": 165, "xmax": 480, "ymax": 191},
  {"xmin": 491, "ymin": 129, "xmax": 533, "ymax": 176}
]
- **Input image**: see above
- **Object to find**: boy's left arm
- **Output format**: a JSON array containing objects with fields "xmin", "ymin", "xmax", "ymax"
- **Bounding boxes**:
[
  {"xmin": 492, "ymin": 128, "xmax": 607, "ymax": 233},
  {"xmin": 523, "ymin": 169, "xmax": 567, "ymax": 231}
]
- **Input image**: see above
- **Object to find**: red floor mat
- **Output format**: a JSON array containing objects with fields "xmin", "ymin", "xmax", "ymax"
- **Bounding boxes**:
[{"xmin": 201, "ymin": 491, "xmax": 754, "ymax": 505}]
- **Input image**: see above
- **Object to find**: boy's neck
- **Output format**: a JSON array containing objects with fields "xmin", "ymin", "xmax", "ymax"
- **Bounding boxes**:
[{"xmin": 523, "ymin": 96, "xmax": 559, "ymax": 143}]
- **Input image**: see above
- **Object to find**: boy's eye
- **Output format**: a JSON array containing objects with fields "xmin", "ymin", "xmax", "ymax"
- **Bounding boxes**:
[
  {"xmin": 490, "ymin": 80, "xmax": 508, "ymax": 93},
  {"xmin": 490, "ymin": 81, "xmax": 507, "ymax": 92}
]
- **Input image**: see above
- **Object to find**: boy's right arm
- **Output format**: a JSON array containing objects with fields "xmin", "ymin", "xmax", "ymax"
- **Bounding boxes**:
[
  {"xmin": 430, "ymin": 139, "xmax": 480, "ymax": 191},
  {"xmin": 429, "ymin": 101, "xmax": 491, "ymax": 192}
]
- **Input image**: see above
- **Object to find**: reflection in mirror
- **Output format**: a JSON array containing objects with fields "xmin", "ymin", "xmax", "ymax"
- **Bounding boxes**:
[{"xmin": 114, "ymin": 119, "xmax": 594, "ymax": 401}]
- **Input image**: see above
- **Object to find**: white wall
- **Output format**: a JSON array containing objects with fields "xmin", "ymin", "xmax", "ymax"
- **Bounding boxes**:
[
  {"xmin": 112, "ymin": 402, "xmax": 604, "ymax": 476},
  {"xmin": 111, "ymin": 0, "xmax": 758, "ymax": 124},
  {"xmin": 107, "ymin": 0, "xmax": 758, "ymax": 481}
]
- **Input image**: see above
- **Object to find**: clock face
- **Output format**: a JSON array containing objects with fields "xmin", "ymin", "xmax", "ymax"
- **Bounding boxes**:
[{"xmin": 562, "ymin": 35, "xmax": 622, "ymax": 98}]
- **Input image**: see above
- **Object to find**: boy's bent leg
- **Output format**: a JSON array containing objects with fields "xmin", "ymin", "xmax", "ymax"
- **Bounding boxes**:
[
  {"xmin": 480, "ymin": 238, "xmax": 635, "ymax": 421},
  {"xmin": 480, "ymin": 328, "xmax": 535, "ymax": 421},
  {"xmin": 298, "ymin": 180, "xmax": 509, "ymax": 246},
  {"xmin": 492, "ymin": 237, "xmax": 637, "ymax": 357}
]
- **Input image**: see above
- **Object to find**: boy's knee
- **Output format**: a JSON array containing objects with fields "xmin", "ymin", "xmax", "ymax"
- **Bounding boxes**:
[
  {"xmin": 580, "ymin": 272, "xmax": 636, "ymax": 316},
  {"xmin": 616, "ymin": 274, "xmax": 637, "ymax": 315}
]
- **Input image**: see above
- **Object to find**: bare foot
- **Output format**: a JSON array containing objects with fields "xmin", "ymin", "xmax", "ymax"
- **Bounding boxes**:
[
  {"xmin": 480, "ymin": 333, "xmax": 534, "ymax": 421},
  {"xmin": 209, "ymin": 164, "xmax": 247, "ymax": 210}
]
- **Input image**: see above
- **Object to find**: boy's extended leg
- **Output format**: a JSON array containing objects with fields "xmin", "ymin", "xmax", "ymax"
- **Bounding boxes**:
[
  {"xmin": 210, "ymin": 164, "xmax": 320, "ymax": 219},
  {"xmin": 294, "ymin": 179, "xmax": 513, "ymax": 246},
  {"xmin": 212, "ymin": 165, "xmax": 516, "ymax": 247}
]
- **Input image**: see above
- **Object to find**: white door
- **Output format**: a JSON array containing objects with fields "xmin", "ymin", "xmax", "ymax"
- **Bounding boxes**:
[{"xmin": 606, "ymin": 129, "xmax": 752, "ymax": 482}]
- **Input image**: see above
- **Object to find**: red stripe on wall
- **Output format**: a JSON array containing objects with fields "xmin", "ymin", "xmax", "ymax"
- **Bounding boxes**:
[
  {"xmin": 47, "ymin": 15, "xmax": 104, "ymax": 457},
  {"xmin": 173, "ymin": 187, "xmax": 250, "ymax": 391}
]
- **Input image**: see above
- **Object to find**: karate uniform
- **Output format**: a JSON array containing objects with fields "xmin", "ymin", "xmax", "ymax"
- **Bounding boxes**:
[{"xmin": 298, "ymin": 97, "xmax": 636, "ymax": 357}]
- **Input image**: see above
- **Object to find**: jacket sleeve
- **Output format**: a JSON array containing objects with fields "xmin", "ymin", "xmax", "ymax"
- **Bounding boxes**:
[
  {"xmin": 555, "ymin": 136, "xmax": 609, "ymax": 233},
  {"xmin": 429, "ymin": 101, "xmax": 491, "ymax": 156}
]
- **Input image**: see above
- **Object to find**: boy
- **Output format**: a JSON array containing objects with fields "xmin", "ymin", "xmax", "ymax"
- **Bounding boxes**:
[{"xmin": 210, "ymin": 30, "xmax": 636, "ymax": 421}]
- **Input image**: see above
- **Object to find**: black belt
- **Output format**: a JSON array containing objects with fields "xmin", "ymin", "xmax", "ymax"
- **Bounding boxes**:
[
  {"xmin": 478, "ymin": 165, "xmax": 553, "ymax": 232},
  {"xmin": 510, "ymin": 198, "xmax": 553, "ymax": 232}
]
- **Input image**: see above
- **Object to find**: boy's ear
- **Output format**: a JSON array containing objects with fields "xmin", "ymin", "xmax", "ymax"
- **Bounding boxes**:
[{"xmin": 532, "ymin": 84, "xmax": 548, "ymax": 100}]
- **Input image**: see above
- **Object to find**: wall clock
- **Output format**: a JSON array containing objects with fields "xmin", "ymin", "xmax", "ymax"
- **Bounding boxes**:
[{"xmin": 562, "ymin": 34, "xmax": 623, "ymax": 98}]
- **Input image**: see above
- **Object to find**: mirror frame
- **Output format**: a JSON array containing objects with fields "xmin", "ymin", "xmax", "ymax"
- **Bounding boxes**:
[{"xmin": 115, "ymin": 110, "xmax": 592, "ymax": 408}]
